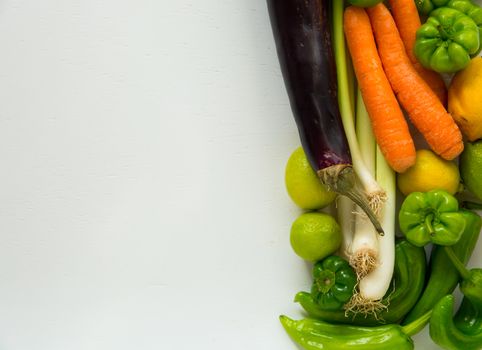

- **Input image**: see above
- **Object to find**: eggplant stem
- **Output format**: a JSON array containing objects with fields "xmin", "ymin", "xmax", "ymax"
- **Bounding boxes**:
[{"xmin": 319, "ymin": 165, "xmax": 384, "ymax": 235}]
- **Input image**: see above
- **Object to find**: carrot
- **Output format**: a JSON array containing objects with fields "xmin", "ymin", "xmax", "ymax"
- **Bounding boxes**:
[
  {"xmin": 344, "ymin": 6, "xmax": 416, "ymax": 173},
  {"xmin": 388, "ymin": 0, "xmax": 447, "ymax": 106},
  {"xmin": 367, "ymin": 3, "xmax": 463, "ymax": 161}
]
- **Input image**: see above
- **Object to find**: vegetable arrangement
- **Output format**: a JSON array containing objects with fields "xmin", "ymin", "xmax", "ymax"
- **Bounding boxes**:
[{"xmin": 267, "ymin": 0, "xmax": 482, "ymax": 348}]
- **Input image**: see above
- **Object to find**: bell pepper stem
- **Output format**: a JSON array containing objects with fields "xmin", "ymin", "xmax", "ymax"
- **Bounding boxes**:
[
  {"xmin": 401, "ymin": 309, "xmax": 432, "ymax": 336},
  {"xmin": 425, "ymin": 213, "xmax": 435, "ymax": 236},
  {"xmin": 444, "ymin": 246, "xmax": 471, "ymax": 280}
]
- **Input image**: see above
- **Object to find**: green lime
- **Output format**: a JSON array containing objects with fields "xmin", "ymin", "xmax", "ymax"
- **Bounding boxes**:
[
  {"xmin": 290, "ymin": 212, "xmax": 342, "ymax": 262},
  {"xmin": 285, "ymin": 147, "xmax": 336, "ymax": 210},
  {"xmin": 460, "ymin": 140, "xmax": 482, "ymax": 200}
]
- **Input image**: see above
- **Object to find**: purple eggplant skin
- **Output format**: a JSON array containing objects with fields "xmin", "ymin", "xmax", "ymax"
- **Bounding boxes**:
[{"xmin": 267, "ymin": 0, "xmax": 351, "ymax": 172}]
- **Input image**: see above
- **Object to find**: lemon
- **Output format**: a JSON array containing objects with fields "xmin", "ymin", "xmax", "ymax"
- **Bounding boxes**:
[
  {"xmin": 285, "ymin": 147, "xmax": 337, "ymax": 210},
  {"xmin": 397, "ymin": 149, "xmax": 460, "ymax": 196},
  {"xmin": 460, "ymin": 140, "xmax": 482, "ymax": 201},
  {"xmin": 448, "ymin": 57, "xmax": 482, "ymax": 142},
  {"xmin": 290, "ymin": 212, "xmax": 342, "ymax": 262}
]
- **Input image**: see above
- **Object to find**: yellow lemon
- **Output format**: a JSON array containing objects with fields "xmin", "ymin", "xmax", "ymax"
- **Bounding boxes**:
[
  {"xmin": 285, "ymin": 147, "xmax": 337, "ymax": 210},
  {"xmin": 448, "ymin": 57, "xmax": 482, "ymax": 142},
  {"xmin": 397, "ymin": 149, "xmax": 460, "ymax": 196}
]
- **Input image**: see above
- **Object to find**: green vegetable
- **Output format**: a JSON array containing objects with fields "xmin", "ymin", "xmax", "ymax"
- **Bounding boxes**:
[
  {"xmin": 415, "ymin": 0, "xmax": 451, "ymax": 15},
  {"xmin": 296, "ymin": 240, "xmax": 426, "ymax": 326},
  {"xmin": 311, "ymin": 256, "xmax": 357, "ymax": 311},
  {"xmin": 347, "ymin": 0, "xmax": 384, "ymax": 8},
  {"xmin": 414, "ymin": 7, "xmax": 480, "ymax": 73},
  {"xmin": 430, "ymin": 295, "xmax": 482, "ymax": 350},
  {"xmin": 403, "ymin": 209, "xmax": 481, "ymax": 324},
  {"xmin": 279, "ymin": 312, "xmax": 431, "ymax": 350},
  {"xmin": 399, "ymin": 189, "xmax": 466, "ymax": 247},
  {"xmin": 447, "ymin": 0, "xmax": 482, "ymax": 54},
  {"xmin": 454, "ymin": 297, "xmax": 482, "ymax": 335},
  {"xmin": 443, "ymin": 244, "xmax": 482, "ymax": 308}
]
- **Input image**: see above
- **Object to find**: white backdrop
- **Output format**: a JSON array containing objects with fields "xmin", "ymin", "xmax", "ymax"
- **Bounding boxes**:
[{"xmin": 0, "ymin": 1, "xmax": 479, "ymax": 349}]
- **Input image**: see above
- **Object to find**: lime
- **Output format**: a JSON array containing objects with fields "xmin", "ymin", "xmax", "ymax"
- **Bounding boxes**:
[
  {"xmin": 460, "ymin": 140, "xmax": 482, "ymax": 201},
  {"xmin": 397, "ymin": 149, "xmax": 460, "ymax": 196},
  {"xmin": 285, "ymin": 147, "xmax": 337, "ymax": 210},
  {"xmin": 290, "ymin": 212, "xmax": 342, "ymax": 262}
]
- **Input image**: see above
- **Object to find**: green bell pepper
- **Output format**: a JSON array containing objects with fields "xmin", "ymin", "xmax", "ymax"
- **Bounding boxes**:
[
  {"xmin": 399, "ymin": 190, "xmax": 466, "ymax": 247},
  {"xmin": 311, "ymin": 255, "xmax": 357, "ymax": 310},
  {"xmin": 430, "ymin": 295, "xmax": 482, "ymax": 350},
  {"xmin": 279, "ymin": 311, "xmax": 432, "ymax": 350},
  {"xmin": 403, "ymin": 209, "xmax": 481, "ymax": 324},
  {"xmin": 296, "ymin": 240, "xmax": 426, "ymax": 326},
  {"xmin": 414, "ymin": 7, "xmax": 480, "ymax": 73}
]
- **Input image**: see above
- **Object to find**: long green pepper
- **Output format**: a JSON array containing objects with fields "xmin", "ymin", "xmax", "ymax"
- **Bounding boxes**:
[
  {"xmin": 403, "ymin": 209, "xmax": 481, "ymax": 324},
  {"xmin": 280, "ymin": 311, "xmax": 432, "ymax": 350}
]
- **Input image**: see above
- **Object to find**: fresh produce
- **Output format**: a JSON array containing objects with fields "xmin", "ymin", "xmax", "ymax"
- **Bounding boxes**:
[
  {"xmin": 285, "ymin": 147, "xmax": 337, "ymax": 210},
  {"xmin": 267, "ymin": 0, "xmax": 383, "ymax": 233},
  {"xmin": 296, "ymin": 240, "xmax": 426, "ymax": 326},
  {"xmin": 388, "ymin": 0, "xmax": 448, "ymax": 105},
  {"xmin": 268, "ymin": 0, "xmax": 482, "ymax": 348},
  {"xmin": 447, "ymin": 0, "xmax": 482, "ymax": 53},
  {"xmin": 430, "ymin": 295, "xmax": 482, "ymax": 350},
  {"xmin": 279, "ymin": 312, "xmax": 432, "ymax": 350},
  {"xmin": 449, "ymin": 57, "xmax": 482, "ymax": 141},
  {"xmin": 414, "ymin": 7, "xmax": 480, "ymax": 73},
  {"xmin": 454, "ymin": 296, "xmax": 482, "ymax": 334},
  {"xmin": 397, "ymin": 149, "xmax": 460, "ymax": 196},
  {"xmin": 290, "ymin": 212, "xmax": 342, "ymax": 262},
  {"xmin": 415, "ymin": 0, "xmax": 451, "ymax": 15},
  {"xmin": 347, "ymin": 0, "xmax": 383, "ymax": 7},
  {"xmin": 343, "ymin": 5, "xmax": 416, "ymax": 173},
  {"xmin": 357, "ymin": 145, "xmax": 396, "ymax": 302},
  {"xmin": 399, "ymin": 190, "xmax": 466, "ymax": 247},
  {"xmin": 403, "ymin": 209, "xmax": 481, "ymax": 324},
  {"xmin": 367, "ymin": 3, "xmax": 464, "ymax": 161},
  {"xmin": 310, "ymin": 256, "xmax": 357, "ymax": 311},
  {"xmin": 345, "ymin": 89, "xmax": 380, "ymax": 277},
  {"xmin": 443, "ymin": 244, "xmax": 482, "ymax": 307},
  {"xmin": 460, "ymin": 139, "xmax": 482, "ymax": 200},
  {"xmin": 416, "ymin": 0, "xmax": 482, "ymax": 50},
  {"xmin": 333, "ymin": 0, "xmax": 387, "ymax": 212}
]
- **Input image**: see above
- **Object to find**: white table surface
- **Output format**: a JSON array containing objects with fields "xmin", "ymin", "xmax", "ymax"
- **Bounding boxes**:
[{"xmin": 0, "ymin": 1, "xmax": 480, "ymax": 349}]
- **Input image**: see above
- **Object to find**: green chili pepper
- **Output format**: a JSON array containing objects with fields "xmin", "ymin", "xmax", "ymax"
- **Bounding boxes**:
[
  {"xmin": 430, "ymin": 295, "xmax": 482, "ymax": 350},
  {"xmin": 279, "ymin": 311, "xmax": 432, "ymax": 350},
  {"xmin": 311, "ymin": 255, "xmax": 357, "ymax": 311},
  {"xmin": 403, "ymin": 209, "xmax": 481, "ymax": 324},
  {"xmin": 414, "ymin": 7, "xmax": 480, "ymax": 73},
  {"xmin": 296, "ymin": 240, "xmax": 426, "ymax": 325},
  {"xmin": 399, "ymin": 190, "xmax": 466, "ymax": 247}
]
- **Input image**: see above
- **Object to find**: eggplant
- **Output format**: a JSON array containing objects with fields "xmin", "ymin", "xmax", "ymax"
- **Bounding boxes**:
[{"xmin": 267, "ymin": 0, "xmax": 383, "ymax": 233}]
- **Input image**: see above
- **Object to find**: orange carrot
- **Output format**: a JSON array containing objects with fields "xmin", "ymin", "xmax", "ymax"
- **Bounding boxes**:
[
  {"xmin": 344, "ymin": 6, "xmax": 416, "ymax": 173},
  {"xmin": 388, "ymin": 0, "xmax": 448, "ymax": 106},
  {"xmin": 367, "ymin": 3, "xmax": 463, "ymax": 161}
]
